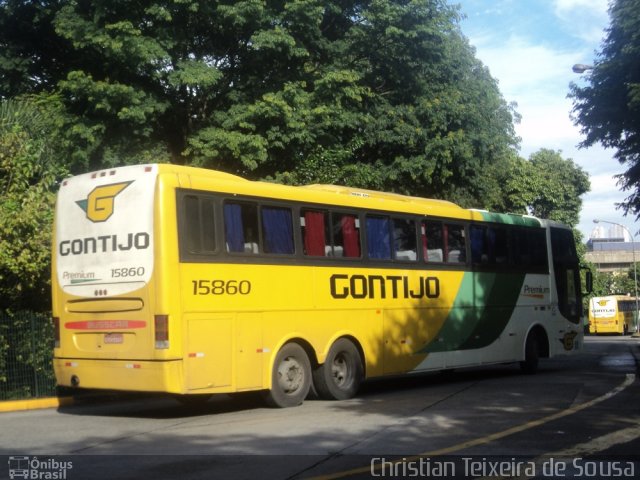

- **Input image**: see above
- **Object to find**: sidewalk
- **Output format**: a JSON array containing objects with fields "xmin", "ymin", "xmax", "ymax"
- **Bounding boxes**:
[{"xmin": 0, "ymin": 396, "xmax": 74, "ymax": 413}]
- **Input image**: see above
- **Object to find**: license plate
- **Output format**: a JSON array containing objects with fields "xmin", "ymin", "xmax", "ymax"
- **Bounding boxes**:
[{"xmin": 104, "ymin": 333, "xmax": 124, "ymax": 344}]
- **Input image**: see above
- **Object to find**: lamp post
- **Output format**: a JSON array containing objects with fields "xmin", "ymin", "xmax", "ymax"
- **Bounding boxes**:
[
  {"xmin": 593, "ymin": 219, "xmax": 640, "ymax": 336},
  {"xmin": 572, "ymin": 63, "xmax": 594, "ymax": 74}
]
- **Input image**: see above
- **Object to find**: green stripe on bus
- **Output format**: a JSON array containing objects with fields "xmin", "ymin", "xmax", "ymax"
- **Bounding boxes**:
[
  {"xmin": 459, "ymin": 272, "xmax": 526, "ymax": 349},
  {"xmin": 479, "ymin": 211, "xmax": 541, "ymax": 227},
  {"xmin": 420, "ymin": 272, "xmax": 526, "ymax": 353}
]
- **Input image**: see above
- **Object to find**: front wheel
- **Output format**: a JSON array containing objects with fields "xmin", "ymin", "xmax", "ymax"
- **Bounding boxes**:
[
  {"xmin": 313, "ymin": 338, "xmax": 363, "ymax": 400},
  {"xmin": 264, "ymin": 343, "xmax": 312, "ymax": 408},
  {"xmin": 520, "ymin": 332, "xmax": 539, "ymax": 374}
]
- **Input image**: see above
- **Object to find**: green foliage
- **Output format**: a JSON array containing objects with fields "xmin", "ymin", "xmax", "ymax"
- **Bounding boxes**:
[
  {"xmin": 0, "ymin": 311, "xmax": 56, "ymax": 400},
  {"xmin": 590, "ymin": 267, "xmax": 637, "ymax": 298},
  {"xmin": 0, "ymin": 0, "xmax": 518, "ymax": 206},
  {"xmin": 0, "ymin": 1, "xmax": 591, "ymax": 314},
  {"xmin": 569, "ymin": 0, "xmax": 640, "ymax": 218},
  {"xmin": 0, "ymin": 97, "xmax": 67, "ymax": 311},
  {"xmin": 488, "ymin": 149, "xmax": 590, "ymax": 227}
]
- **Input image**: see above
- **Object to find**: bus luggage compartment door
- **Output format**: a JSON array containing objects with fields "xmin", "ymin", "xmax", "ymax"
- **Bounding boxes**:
[{"xmin": 184, "ymin": 314, "xmax": 233, "ymax": 391}]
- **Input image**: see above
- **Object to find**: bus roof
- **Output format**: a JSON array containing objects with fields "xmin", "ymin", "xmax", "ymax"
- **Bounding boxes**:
[{"xmin": 110, "ymin": 163, "xmax": 545, "ymax": 225}]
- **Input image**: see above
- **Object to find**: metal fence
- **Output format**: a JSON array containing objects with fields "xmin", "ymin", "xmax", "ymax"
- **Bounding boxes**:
[{"xmin": 0, "ymin": 311, "xmax": 57, "ymax": 400}]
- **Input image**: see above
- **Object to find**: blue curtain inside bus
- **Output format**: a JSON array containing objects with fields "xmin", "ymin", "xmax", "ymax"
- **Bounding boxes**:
[
  {"xmin": 224, "ymin": 204, "xmax": 245, "ymax": 252},
  {"xmin": 367, "ymin": 217, "xmax": 391, "ymax": 259},
  {"xmin": 262, "ymin": 207, "xmax": 294, "ymax": 254}
]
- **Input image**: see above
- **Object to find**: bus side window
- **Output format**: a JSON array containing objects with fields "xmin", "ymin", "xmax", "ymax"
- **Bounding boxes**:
[
  {"xmin": 470, "ymin": 225, "xmax": 508, "ymax": 265},
  {"xmin": 261, "ymin": 206, "xmax": 295, "ymax": 254},
  {"xmin": 470, "ymin": 225, "xmax": 484, "ymax": 264},
  {"xmin": 301, "ymin": 209, "xmax": 330, "ymax": 256},
  {"xmin": 422, "ymin": 221, "xmax": 444, "ymax": 263},
  {"xmin": 513, "ymin": 228, "xmax": 548, "ymax": 270},
  {"xmin": 445, "ymin": 224, "xmax": 466, "ymax": 263},
  {"xmin": 224, "ymin": 201, "xmax": 259, "ymax": 254},
  {"xmin": 366, "ymin": 215, "xmax": 392, "ymax": 260},
  {"xmin": 183, "ymin": 195, "xmax": 216, "ymax": 254},
  {"xmin": 393, "ymin": 218, "xmax": 417, "ymax": 261},
  {"xmin": 332, "ymin": 213, "xmax": 361, "ymax": 258},
  {"xmin": 184, "ymin": 195, "xmax": 202, "ymax": 253}
]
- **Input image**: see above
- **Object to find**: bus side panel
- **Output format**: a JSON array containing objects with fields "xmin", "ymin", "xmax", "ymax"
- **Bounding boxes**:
[
  {"xmin": 236, "ymin": 313, "xmax": 264, "ymax": 390},
  {"xmin": 183, "ymin": 314, "xmax": 234, "ymax": 391}
]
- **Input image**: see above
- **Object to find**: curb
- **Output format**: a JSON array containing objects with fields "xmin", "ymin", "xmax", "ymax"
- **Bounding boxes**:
[{"xmin": 0, "ymin": 396, "xmax": 74, "ymax": 413}]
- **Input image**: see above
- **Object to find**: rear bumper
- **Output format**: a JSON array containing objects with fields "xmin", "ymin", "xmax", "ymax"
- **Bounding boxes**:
[{"xmin": 53, "ymin": 357, "xmax": 185, "ymax": 394}]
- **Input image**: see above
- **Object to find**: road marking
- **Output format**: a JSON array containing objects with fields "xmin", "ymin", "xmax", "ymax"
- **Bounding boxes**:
[
  {"xmin": 501, "ymin": 417, "xmax": 640, "ymax": 480},
  {"xmin": 305, "ymin": 374, "xmax": 636, "ymax": 480}
]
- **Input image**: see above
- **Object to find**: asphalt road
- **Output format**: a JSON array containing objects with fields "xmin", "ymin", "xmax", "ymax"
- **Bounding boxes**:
[{"xmin": 1, "ymin": 335, "xmax": 639, "ymax": 479}]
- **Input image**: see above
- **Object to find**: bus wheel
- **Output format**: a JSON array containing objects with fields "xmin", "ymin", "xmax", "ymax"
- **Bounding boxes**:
[
  {"xmin": 313, "ymin": 338, "xmax": 363, "ymax": 400},
  {"xmin": 265, "ymin": 343, "xmax": 311, "ymax": 408},
  {"xmin": 520, "ymin": 332, "xmax": 539, "ymax": 374}
]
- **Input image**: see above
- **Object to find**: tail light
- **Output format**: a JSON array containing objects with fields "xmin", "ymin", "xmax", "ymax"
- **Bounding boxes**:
[
  {"xmin": 155, "ymin": 315, "xmax": 169, "ymax": 349},
  {"xmin": 53, "ymin": 317, "xmax": 60, "ymax": 348}
]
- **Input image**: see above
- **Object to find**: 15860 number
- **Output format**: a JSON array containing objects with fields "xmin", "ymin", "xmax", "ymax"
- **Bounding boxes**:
[
  {"xmin": 111, "ymin": 267, "xmax": 145, "ymax": 278},
  {"xmin": 192, "ymin": 279, "xmax": 252, "ymax": 296}
]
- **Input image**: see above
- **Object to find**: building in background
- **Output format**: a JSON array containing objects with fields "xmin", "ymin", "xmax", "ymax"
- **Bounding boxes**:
[{"xmin": 586, "ymin": 225, "xmax": 638, "ymax": 273}]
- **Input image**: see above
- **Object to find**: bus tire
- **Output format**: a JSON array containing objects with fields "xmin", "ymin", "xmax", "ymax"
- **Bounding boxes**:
[
  {"xmin": 313, "ymin": 338, "xmax": 363, "ymax": 400},
  {"xmin": 520, "ymin": 331, "xmax": 539, "ymax": 374},
  {"xmin": 264, "ymin": 343, "xmax": 311, "ymax": 408}
]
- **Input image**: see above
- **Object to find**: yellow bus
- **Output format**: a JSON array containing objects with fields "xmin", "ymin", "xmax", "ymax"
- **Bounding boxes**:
[
  {"xmin": 52, "ymin": 164, "xmax": 587, "ymax": 407},
  {"xmin": 588, "ymin": 295, "xmax": 638, "ymax": 335}
]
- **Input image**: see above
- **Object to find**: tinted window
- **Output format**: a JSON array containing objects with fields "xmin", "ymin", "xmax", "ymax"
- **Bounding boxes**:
[
  {"xmin": 366, "ymin": 215, "xmax": 391, "ymax": 260},
  {"xmin": 183, "ymin": 195, "xmax": 216, "ymax": 254},
  {"xmin": 302, "ymin": 209, "xmax": 330, "ymax": 256},
  {"xmin": 224, "ymin": 201, "xmax": 259, "ymax": 254},
  {"xmin": 332, "ymin": 213, "xmax": 361, "ymax": 258},
  {"xmin": 445, "ymin": 224, "xmax": 466, "ymax": 263},
  {"xmin": 261, "ymin": 206, "xmax": 294, "ymax": 254},
  {"xmin": 423, "ymin": 221, "xmax": 444, "ymax": 263},
  {"xmin": 470, "ymin": 225, "xmax": 509, "ymax": 265},
  {"xmin": 393, "ymin": 218, "xmax": 417, "ymax": 261}
]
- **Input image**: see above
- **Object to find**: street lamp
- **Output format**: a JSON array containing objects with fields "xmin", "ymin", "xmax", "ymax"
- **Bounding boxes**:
[
  {"xmin": 593, "ymin": 219, "xmax": 640, "ymax": 336},
  {"xmin": 572, "ymin": 63, "xmax": 594, "ymax": 74}
]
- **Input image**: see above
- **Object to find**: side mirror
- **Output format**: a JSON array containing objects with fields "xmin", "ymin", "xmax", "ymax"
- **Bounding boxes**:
[{"xmin": 582, "ymin": 268, "xmax": 593, "ymax": 295}]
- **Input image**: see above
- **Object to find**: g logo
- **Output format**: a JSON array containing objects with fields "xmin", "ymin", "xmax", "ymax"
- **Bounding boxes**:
[
  {"xmin": 561, "ymin": 331, "xmax": 578, "ymax": 351},
  {"xmin": 76, "ymin": 181, "xmax": 132, "ymax": 222}
]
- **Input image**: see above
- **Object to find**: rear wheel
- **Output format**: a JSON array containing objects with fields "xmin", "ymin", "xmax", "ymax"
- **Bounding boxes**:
[
  {"xmin": 520, "ymin": 332, "xmax": 539, "ymax": 374},
  {"xmin": 264, "ymin": 343, "xmax": 311, "ymax": 408},
  {"xmin": 313, "ymin": 338, "xmax": 363, "ymax": 400}
]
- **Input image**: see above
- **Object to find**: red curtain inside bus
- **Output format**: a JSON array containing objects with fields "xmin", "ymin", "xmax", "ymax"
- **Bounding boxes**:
[
  {"xmin": 304, "ymin": 211, "xmax": 327, "ymax": 256},
  {"xmin": 341, "ymin": 216, "xmax": 361, "ymax": 258}
]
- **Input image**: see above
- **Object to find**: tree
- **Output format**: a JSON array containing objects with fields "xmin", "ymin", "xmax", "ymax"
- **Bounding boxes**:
[
  {"xmin": 488, "ymin": 149, "xmax": 590, "ymax": 227},
  {"xmin": 569, "ymin": 0, "xmax": 640, "ymax": 218},
  {"xmin": 0, "ymin": 0, "xmax": 518, "ymax": 207},
  {"xmin": 0, "ymin": 97, "xmax": 67, "ymax": 312}
]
